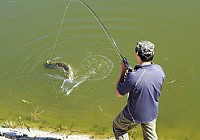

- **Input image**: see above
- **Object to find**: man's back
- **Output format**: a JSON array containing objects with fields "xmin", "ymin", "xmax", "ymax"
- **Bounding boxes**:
[{"xmin": 117, "ymin": 63, "xmax": 165, "ymax": 123}]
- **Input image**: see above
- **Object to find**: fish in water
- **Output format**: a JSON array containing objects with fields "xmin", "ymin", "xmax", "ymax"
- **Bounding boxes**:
[{"xmin": 44, "ymin": 59, "xmax": 73, "ymax": 78}]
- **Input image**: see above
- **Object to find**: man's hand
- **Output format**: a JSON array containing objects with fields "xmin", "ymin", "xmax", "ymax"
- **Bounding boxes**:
[{"xmin": 120, "ymin": 61, "xmax": 128, "ymax": 75}]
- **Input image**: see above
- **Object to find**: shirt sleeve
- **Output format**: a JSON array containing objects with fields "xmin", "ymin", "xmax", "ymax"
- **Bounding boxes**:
[{"xmin": 117, "ymin": 73, "xmax": 136, "ymax": 96}]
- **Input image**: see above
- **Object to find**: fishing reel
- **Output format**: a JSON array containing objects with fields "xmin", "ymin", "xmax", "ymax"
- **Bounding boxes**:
[
  {"xmin": 122, "ymin": 57, "xmax": 132, "ymax": 72},
  {"xmin": 121, "ymin": 57, "xmax": 132, "ymax": 80}
]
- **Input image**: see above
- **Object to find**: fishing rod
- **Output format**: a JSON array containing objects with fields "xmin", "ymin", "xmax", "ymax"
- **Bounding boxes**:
[{"xmin": 78, "ymin": 0, "xmax": 132, "ymax": 70}]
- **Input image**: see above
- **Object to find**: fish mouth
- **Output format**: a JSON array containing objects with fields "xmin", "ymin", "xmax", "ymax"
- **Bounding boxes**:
[
  {"xmin": 46, "ymin": 59, "xmax": 57, "ymax": 64},
  {"xmin": 44, "ymin": 60, "xmax": 55, "ymax": 69},
  {"xmin": 46, "ymin": 60, "xmax": 52, "ymax": 64}
]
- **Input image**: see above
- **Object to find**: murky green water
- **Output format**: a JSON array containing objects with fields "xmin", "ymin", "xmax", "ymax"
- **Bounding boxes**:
[{"xmin": 1, "ymin": 0, "xmax": 200, "ymax": 139}]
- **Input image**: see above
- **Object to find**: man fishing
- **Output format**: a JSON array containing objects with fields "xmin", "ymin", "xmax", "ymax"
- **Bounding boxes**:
[{"xmin": 113, "ymin": 41, "xmax": 165, "ymax": 140}]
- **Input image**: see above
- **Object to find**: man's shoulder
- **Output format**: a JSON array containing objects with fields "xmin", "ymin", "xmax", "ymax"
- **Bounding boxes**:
[
  {"xmin": 153, "ymin": 64, "xmax": 165, "ymax": 72},
  {"xmin": 152, "ymin": 64, "xmax": 166, "ymax": 79},
  {"xmin": 127, "ymin": 68, "xmax": 145, "ymax": 81},
  {"xmin": 153, "ymin": 64, "xmax": 162, "ymax": 68}
]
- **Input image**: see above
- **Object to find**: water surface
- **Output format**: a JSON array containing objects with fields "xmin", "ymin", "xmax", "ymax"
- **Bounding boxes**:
[{"xmin": 0, "ymin": 0, "xmax": 200, "ymax": 139}]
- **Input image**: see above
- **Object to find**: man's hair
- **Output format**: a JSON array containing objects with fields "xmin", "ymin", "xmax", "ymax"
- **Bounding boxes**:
[{"xmin": 135, "ymin": 40, "xmax": 155, "ymax": 62}]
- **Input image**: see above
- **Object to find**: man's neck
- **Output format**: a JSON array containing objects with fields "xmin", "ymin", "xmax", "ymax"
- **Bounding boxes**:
[{"xmin": 140, "ymin": 61, "xmax": 152, "ymax": 65}]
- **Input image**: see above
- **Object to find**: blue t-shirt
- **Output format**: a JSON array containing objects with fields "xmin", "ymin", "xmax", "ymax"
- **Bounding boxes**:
[{"xmin": 117, "ymin": 64, "xmax": 165, "ymax": 123}]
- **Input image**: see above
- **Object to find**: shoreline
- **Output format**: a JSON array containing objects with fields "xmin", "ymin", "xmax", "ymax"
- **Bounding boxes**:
[{"xmin": 0, "ymin": 127, "xmax": 114, "ymax": 140}]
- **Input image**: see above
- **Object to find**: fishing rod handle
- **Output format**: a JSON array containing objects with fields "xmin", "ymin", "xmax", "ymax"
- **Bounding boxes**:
[{"xmin": 122, "ymin": 57, "xmax": 132, "ymax": 72}]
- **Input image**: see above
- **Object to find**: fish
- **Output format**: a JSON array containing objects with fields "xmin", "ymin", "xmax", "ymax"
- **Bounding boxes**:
[{"xmin": 44, "ymin": 59, "xmax": 73, "ymax": 78}]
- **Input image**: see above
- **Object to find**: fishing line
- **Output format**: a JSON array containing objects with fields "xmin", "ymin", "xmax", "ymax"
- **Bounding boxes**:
[{"xmin": 49, "ymin": 0, "xmax": 73, "ymax": 60}]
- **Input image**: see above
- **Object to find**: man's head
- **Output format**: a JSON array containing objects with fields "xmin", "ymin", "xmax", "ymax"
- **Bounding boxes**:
[{"xmin": 135, "ymin": 40, "xmax": 155, "ymax": 62}]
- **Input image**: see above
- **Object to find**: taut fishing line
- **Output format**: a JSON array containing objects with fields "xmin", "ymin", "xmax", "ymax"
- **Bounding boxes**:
[{"xmin": 49, "ymin": 0, "xmax": 73, "ymax": 60}]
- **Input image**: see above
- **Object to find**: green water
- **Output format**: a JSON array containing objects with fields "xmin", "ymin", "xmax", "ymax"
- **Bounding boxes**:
[{"xmin": 1, "ymin": 0, "xmax": 200, "ymax": 139}]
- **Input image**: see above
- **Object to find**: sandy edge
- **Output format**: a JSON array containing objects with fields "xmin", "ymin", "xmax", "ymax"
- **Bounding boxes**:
[{"xmin": 0, "ymin": 127, "xmax": 114, "ymax": 140}]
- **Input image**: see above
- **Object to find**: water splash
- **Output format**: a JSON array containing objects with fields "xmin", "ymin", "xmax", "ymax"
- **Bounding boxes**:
[
  {"xmin": 80, "ymin": 55, "xmax": 114, "ymax": 80},
  {"xmin": 60, "ymin": 55, "xmax": 113, "ymax": 95},
  {"xmin": 61, "ymin": 75, "xmax": 89, "ymax": 95}
]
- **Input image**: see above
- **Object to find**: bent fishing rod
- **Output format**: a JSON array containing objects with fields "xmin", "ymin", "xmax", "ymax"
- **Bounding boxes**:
[{"xmin": 79, "ymin": 0, "xmax": 132, "ymax": 70}]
